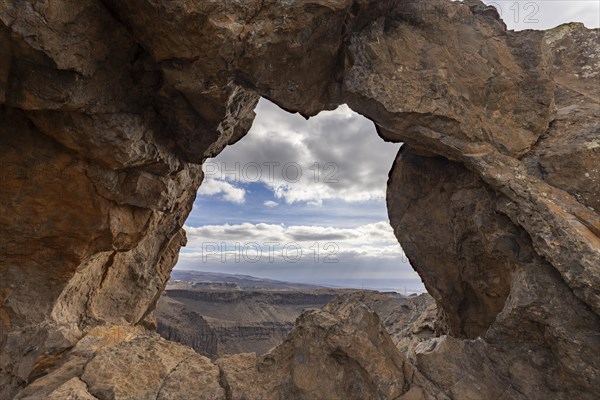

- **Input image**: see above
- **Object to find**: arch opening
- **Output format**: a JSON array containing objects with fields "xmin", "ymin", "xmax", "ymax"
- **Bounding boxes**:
[
  {"xmin": 155, "ymin": 97, "xmax": 433, "ymax": 357},
  {"xmin": 176, "ymin": 97, "xmax": 421, "ymax": 292}
]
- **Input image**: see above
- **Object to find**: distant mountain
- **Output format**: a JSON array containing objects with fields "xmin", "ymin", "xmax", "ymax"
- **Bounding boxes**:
[
  {"xmin": 169, "ymin": 270, "xmax": 326, "ymax": 291},
  {"xmin": 159, "ymin": 270, "xmax": 411, "ymax": 359},
  {"xmin": 159, "ymin": 272, "xmax": 340, "ymax": 359}
]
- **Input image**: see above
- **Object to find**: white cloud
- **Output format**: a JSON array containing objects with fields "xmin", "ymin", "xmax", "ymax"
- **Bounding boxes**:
[
  {"xmin": 177, "ymin": 221, "xmax": 422, "ymax": 291},
  {"xmin": 482, "ymin": 1, "xmax": 600, "ymax": 30},
  {"xmin": 201, "ymin": 99, "xmax": 402, "ymax": 205},
  {"xmin": 263, "ymin": 200, "xmax": 279, "ymax": 208},
  {"xmin": 198, "ymin": 178, "xmax": 246, "ymax": 204},
  {"xmin": 183, "ymin": 221, "xmax": 406, "ymax": 261}
]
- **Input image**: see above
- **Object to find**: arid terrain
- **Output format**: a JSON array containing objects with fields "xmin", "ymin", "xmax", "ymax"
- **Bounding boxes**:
[
  {"xmin": 156, "ymin": 271, "xmax": 429, "ymax": 359},
  {"xmin": 157, "ymin": 271, "xmax": 339, "ymax": 358}
]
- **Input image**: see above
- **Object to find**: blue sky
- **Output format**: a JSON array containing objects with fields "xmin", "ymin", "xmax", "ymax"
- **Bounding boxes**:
[
  {"xmin": 176, "ymin": 99, "xmax": 421, "ymax": 292},
  {"xmin": 186, "ymin": 183, "xmax": 391, "ymax": 228},
  {"xmin": 175, "ymin": 2, "xmax": 599, "ymax": 293}
]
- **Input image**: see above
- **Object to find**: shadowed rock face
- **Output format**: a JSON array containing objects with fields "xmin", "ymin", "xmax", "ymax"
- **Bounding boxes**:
[
  {"xmin": 0, "ymin": 0, "xmax": 598, "ymax": 398},
  {"xmin": 387, "ymin": 22, "xmax": 600, "ymax": 399}
]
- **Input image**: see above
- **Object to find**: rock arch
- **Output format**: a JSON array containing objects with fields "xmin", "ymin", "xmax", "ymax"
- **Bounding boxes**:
[{"xmin": 0, "ymin": 0, "xmax": 598, "ymax": 398}]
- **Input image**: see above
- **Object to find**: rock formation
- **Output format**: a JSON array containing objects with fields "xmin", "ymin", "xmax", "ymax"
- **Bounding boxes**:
[
  {"xmin": 0, "ymin": 0, "xmax": 598, "ymax": 398},
  {"xmin": 13, "ymin": 326, "xmax": 226, "ymax": 400},
  {"xmin": 332, "ymin": 291, "xmax": 439, "ymax": 358},
  {"xmin": 387, "ymin": 20, "xmax": 600, "ymax": 400},
  {"xmin": 155, "ymin": 279, "xmax": 433, "ymax": 361},
  {"xmin": 13, "ymin": 297, "xmax": 442, "ymax": 400},
  {"xmin": 155, "ymin": 285, "xmax": 335, "ymax": 359},
  {"xmin": 217, "ymin": 300, "xmax": 446, "ymax": 400}
]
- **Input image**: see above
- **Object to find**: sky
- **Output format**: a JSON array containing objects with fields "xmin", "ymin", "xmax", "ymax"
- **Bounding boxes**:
[
  {"xmin": 177, "ymin": 100, "xmax": 420, "ymax": 292},
  {"xmin": 175, "ymin": 1, "xmax": 599, "ymax": 293},
  {"xmin": 480, "ymin": 0, "xmax": 600, "ymax": 31}
]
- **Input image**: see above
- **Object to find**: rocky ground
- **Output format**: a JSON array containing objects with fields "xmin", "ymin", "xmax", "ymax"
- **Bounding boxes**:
[
  {"xmin": 155, "ymin": 273, "xmax": 339, "ymax": 358},
  {"xmin": 155, "ymin": 272, "xmax": 427, "ymax": 360},
  {"xmin": 15, "ymin": 291, "xmax": 439, "ymax": 400}
]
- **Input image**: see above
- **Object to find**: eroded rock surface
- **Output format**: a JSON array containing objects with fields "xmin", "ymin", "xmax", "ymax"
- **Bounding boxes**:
[
  {"xmin": 331, "ymin": 291, "xmax": 440, "ymax": 359},
  {"xmin": 387, "ymin": 22, "xmax": 600, "ymax": 400},
  {"xmin": 0, "ymin": 0, "xmax": 598, "ymax": 398},
  {"xmin": 217, "ymin": 300, "xmax": 446, "ymax": 400},
  {"xmin": 13, "ymin": 297, "xmax": 444, "ymax": 400},
  {"xmin": 13, "ymin": 326, "xmax": 225, "ymax": 400}
]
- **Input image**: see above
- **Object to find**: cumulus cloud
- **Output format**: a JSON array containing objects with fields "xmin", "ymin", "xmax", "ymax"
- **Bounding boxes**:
[
  {"xmin": 201, "ymin": 99, "xmax": 401, "ymax": 205},
  {"xmin": 183, "ymin": 221, "xmax": 406, "ymax": 261},
  {"xmin": 264, "ymin": 200, "xmax": 279, "ymax": 208},
  {"xmin": 177, "ymin": 221, "xmax": 422, "ymax": 291},
  {"xmin": 198, "ymin": 178, "xmax": 246, "ymax": 204}
]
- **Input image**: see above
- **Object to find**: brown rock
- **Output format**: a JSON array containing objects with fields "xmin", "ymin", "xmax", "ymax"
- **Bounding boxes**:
[
  {"xmin": 0, "ymin": 1, "xmax": 253, "ymax": 394},
  {"xmin": 387, "ymin": 146, "xmax": 600, "ymax": 399},
  {"xmin": 387, "ymin": 149, "xmax": 514, "ymax": 338},
  {"xmin": 14, "ymin": 326, "xmax": 226, "ymax": 400},
  {"xmin": 218, "ymin": 301, "xmax": 446, "ymax": 400},
  {"xmin": 523, "ymin": 23, "xmax": 600, "ymax": 212},
  {"xmin": 45, "ymin": 378, "xmax": 99, "ymax": 400},
  {"xmin": 386, "ymin": 22, "xmax": 600, "ymax": 400},
  {"xmin": 329, "ymin": 291, "xmax": 441, "ymax": 358},
  {"xmin": 0, "ymin": 0, "xmax": 598, "ymax": 398}
]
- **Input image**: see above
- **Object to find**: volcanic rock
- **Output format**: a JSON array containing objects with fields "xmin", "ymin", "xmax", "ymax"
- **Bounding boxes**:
[{"xmin": 0, "ymin": 0, "xmax": 598, "ymax": 398}]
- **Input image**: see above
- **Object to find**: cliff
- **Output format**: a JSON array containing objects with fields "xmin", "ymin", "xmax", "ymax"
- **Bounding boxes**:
[{"xmin": 155, "ymin": 287, "xmax": 336, "ymax": 358}]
